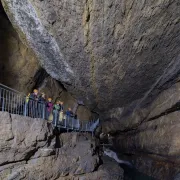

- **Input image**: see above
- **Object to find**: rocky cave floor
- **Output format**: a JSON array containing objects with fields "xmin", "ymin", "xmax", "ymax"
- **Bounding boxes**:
[
  {"xmin": 0, "ymin": 111, "xmax": 124, "ymax": 180},
  {"xmin": 0, "ymin": 111, "xmax": 160, "ymax": 180}
]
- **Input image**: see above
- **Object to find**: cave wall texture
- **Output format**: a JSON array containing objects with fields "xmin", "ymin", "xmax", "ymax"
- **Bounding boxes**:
[
  {"xmin": 0, "ymin": 2, "xmax": 39, "ymax": 92},
  {"xmin": 0, "ymin": 2, "xmax": 93, "ymax": 121},
  {"xmin": 0, "ymin": 112, "xmax": 124, "ymax": 180},
  {"xmin": 1, "ymin": 0, "xmax": 180, "ymax": 113},
  {"xmin": 1, "ymin": 0, "xmax": 180, "ymax": 129},
  {"xmin": 1, "ymin": 0, "xmax": 180, "ymax": 179}
]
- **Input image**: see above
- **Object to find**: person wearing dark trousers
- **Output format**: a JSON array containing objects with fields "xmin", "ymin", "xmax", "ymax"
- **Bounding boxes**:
[
  {"xmin": 66, "ymin": 108, "xmax": 74, "ymax": 127},
  {"xmin": 24, "ymin": 93, "xmax": 30, "ymax": 116},
  {"xmin": 66, "ymin": 107, "xmax": 73, "ymax": 117},
  {"xmin": 59, "ymin": 101, "xmax": 64, "ymax": 112},
  {"xmin": 38, "ymin": 92, "xmax": 46, "ymax": 118},
  {"xmin": 59, "ymin": 101, "xmax": 64, "ymax": 124},
  {"xmin": 29, "ymin": 89, "xmax": 39, "ymax": 118},
  {"xmin": 52, "ymin": 101, "xmax": 60, "ymax": 126},
  {"xmin": 46, "ymin": 98, "xmax": 53, "ymax": 120}
]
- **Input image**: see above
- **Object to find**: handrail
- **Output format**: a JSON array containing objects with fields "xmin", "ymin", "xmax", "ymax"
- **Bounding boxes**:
[
  {"xmin": 0, "ymin": 83, "xmax": 99, "ymax": 133},
  {"xmin": 0, "ymin": 83, "xmax": 23, "ymax": 94}
]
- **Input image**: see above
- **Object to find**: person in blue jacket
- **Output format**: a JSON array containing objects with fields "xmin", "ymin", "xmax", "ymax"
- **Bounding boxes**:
[{"xmin": 66, "ymin": 107, "xmax": 73, "ymax": 117}]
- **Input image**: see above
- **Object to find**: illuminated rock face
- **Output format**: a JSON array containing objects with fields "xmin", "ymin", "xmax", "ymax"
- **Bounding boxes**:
[
  {"xmin": 1, "ymin": 1, "xmax": 180, "ymax": 179},
  {"xmin": 0, "ymin": 3, "xmax": 93, "ymax": 120},
  {"xmin": 2, "ymin": 0, "xmax": 180, "ymax": 114},
  {"xmin": 0, "ymin": 112, "xmax": 104, "ymax": 179}
]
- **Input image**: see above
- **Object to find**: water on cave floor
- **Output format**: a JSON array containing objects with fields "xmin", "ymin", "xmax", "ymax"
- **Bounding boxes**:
[
  {"xmin": 121, "ymin": 164, "xmax": 156, "ymax": 180},
  {"xmin": 109, "ymin": 147, "xmax": 156, "ymax": 180}
]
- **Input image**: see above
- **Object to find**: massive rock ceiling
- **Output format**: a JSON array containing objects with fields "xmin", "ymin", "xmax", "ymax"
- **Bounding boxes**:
[{"xmin": 1, "ymin": 0, "xmax": 180, "ymax": 114}]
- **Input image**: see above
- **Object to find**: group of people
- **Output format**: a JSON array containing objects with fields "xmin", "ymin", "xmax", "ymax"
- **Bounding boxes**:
[{"xmin": 26, "ymin": 89, "xmax": 75, "ymax": 124}]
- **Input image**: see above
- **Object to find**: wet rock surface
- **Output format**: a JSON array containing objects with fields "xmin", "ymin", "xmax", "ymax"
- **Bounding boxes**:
[
  {"xmin": 129, "ymin": 155, "xmax": 178, "ymax": 180},
  {"xmin": 75, "ymin": 156, "xmax": 124, "ymax": 180},
  {"xmin": 105, "ymin": 82, "xmax": 180, "ymax": 179},
  {"xmin": 57, "ymin": 156, "xmax": 124, "ymax": 180},
  {"xmin": 115, "ymin": 111, "xmax": 180, "ymax": 159}
]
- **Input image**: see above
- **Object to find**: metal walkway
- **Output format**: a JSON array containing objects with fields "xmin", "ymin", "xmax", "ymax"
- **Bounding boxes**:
[{"xmin": 0, "ymin": 83, "xmax": 99, "ymax": 134}]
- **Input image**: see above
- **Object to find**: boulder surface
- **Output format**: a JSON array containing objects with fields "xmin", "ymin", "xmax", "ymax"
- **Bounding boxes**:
[{"xmin": 0, "ymin": 112, "xmax": 123, "ymax": 180}]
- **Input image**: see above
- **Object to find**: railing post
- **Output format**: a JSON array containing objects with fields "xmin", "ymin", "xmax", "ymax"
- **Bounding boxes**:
[
  {"xmin": 67, "ymin": 116, "xmax": 69, "ymax": 128},
  {"xmin": 72, "ymin": 117, "xmax": 74, "ymax": 129},
  {"xmin": 65, "ymin": 116, "xmax": 67, "ymax": 128},
  {"xmin": 54, "ymin": 110, "xmax": 57, "ymax": 127},
  {"xmin": 24, "ymin": 100, "xmax": 27, "ymax": 116},
  {"xmin": 71, "ymin": 117, "xmax": 72, "ymax": 129},
  {"xmin": 2, "ymin": 89, "xmax": 4, "ymax": 112},
  {"xmin": 42, "ymin": 103, "xmax": 45, "ymax": 119},
  {"xmin": 33, "ymin": 101, "xmax": 36, "ymax": 118},
  {"xmin": 37, "ymin": 102, "xmax": 40, "ymax": 118},
  {"xmin": 0, "ymin": 88, "xmax": 1, "ymax": 100},
  {"xmin": 78, "ymin": 119, "xmax": 80, "ymax": 131},
  {"xmin": 82, "ymin": 121, "xmax": 84, "ymax": 131}
]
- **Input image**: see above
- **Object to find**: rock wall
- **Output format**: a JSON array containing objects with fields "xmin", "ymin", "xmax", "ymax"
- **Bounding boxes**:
[
  {"xmin": 103, "ymin": 81, "xmax": 180, "ymax": 179},
  {"xmin": 1, "ymin": 0, "xmax": 180, "ymax": 129},
  {"xmin": 102, "ymin": 81, "xmax": 180, "ymax": 133},
  {"xmin": 1, "ymin": 0, "xmax": 180, "ymax": 179},
  {"xmin": 1, "ymin": 0, "xmax": 180, "ymax": 114},
  {"xmin": 0, "ymin": 111, "xmax": 123, "ymax": 180},
  {"xmin": 0, "ymin": 2, "xmax": 40, "ymax": 92},
  {"xmin": 0, "ymin": 2, "xmax": 93, "ymax": 120}
]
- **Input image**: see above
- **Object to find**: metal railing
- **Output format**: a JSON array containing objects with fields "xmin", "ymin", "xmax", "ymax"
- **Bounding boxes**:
[
  {"xmin": 0, "ymin": 84, "xmax": 45, "ymax": 118},
  {"xmin": 52, "ymin": 111, "xmax": 99, "ymax": 132},
  {"xmin": 24, "ymin": 99, "xmax": 46, "ymax": 119},
  {"xmin": 0, "ymin": 83, "xmax": 99, "ymax": 133},
  {"xmin": 54, "ymin": 114, "xmax": 80, "ymax": 130}
]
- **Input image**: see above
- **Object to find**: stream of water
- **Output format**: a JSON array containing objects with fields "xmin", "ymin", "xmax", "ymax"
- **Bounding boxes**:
[{"xmin": 121, "ymin": 164, "xmax": 156, "ymax": 180}]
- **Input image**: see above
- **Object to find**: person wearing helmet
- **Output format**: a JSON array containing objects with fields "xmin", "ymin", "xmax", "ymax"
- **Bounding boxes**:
[
  {"xmin": 30, "ymin": 89, "xmax": 39, "ymax": 100},
  {"xmin": 46, "ymin": 98, "xmax": 53, "ymax": 120}
]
